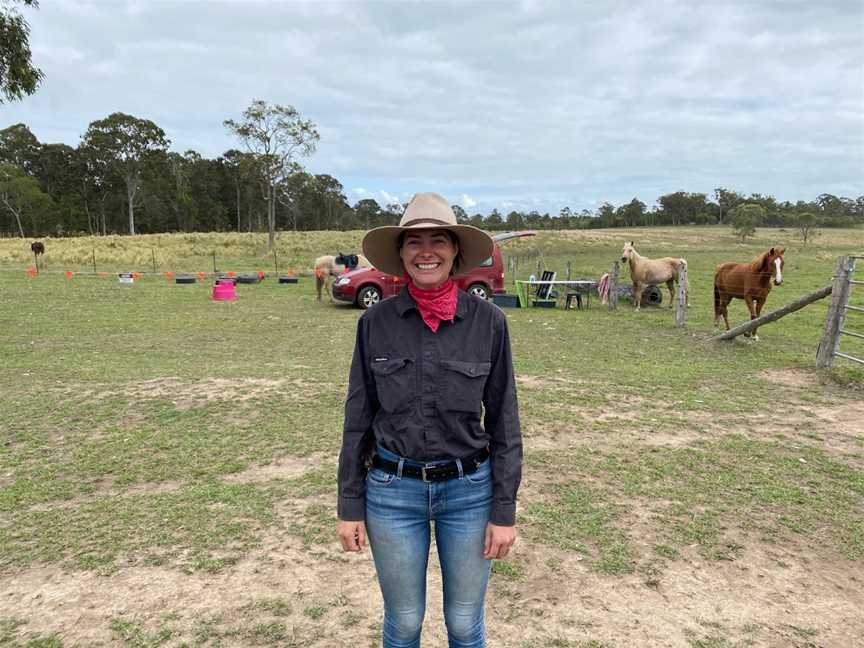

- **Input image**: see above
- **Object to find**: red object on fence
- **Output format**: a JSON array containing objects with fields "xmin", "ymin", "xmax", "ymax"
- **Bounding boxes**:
[
  {"xmin": 287, "ymin": 268, "xmax": 296, "ymax": 277},
  {"xmin": 197, "ymin": 272, "xmax": 206, "ymax": 281},
  {"xmin": 132, "ymin": 272, "xmax": 141, "ymax": 280},
  {"xmin": 64, "ymin": 271, "xmax": 74, "ymax": 278},
  {"xmin": 164, "ymin": 271, "xmax": 174, "ymax": 281},
  {"xmin": 257, "ymin": 270, "xmax": 265, "ymax": 279},
  {"xmin": 226, "ymin": 271, "xmax": 236, "ymax": 277},
  {"xmin": 26, "ymin": 267, "xmax": 37, "ymax": 278}
]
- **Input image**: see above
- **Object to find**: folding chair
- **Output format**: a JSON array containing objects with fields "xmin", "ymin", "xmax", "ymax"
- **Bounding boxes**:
[{"xmin": 532, "ymin": 270, "xmax": 557, "ymax": 307}]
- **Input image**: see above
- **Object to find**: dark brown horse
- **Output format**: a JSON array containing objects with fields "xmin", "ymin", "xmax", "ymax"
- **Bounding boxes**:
[{"xmin": 714, "ymin": 247, "xmax": 785, "ymax": 340}]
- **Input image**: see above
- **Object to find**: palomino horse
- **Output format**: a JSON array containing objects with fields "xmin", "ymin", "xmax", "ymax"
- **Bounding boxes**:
[
  {"xmin": 621, "ymin": 242, "xmax": 689, "ymax": 311},
  {"xmin": 714, "ymin": 247, "xmax": 785, "ymax": 340},
  {"xmin": 313, "ymin": 253, "xmax": 370, "ymax": 301}
]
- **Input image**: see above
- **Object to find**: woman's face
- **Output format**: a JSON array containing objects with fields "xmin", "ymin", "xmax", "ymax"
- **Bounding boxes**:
[{"xmin": 399, "ymin": 229, "xmax": 459, "ymax": 290}]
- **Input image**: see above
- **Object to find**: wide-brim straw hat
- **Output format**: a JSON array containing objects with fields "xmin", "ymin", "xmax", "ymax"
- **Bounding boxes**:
[{"xmin": 362, "ymin": 192, "xmax": 494, "ymax": 276}]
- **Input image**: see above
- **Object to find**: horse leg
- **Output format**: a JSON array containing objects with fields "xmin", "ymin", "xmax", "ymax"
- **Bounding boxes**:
[
  {"xmin": 720, "ymin": 295, "xmax": 731, "ymax": 331},
  {"xmin": 315, "ymin": 273, "xmax": 323, "ymax": 301},
  {"xmin": 752, "ymin": 298, "xmax": 766, "ymax": 340},
  {"xmin": 327, "ymin": 274, "xmax": 336, "ymax": 303},
  {"xmin": 633, "ymin": 282, "xmax": 642, "ymax": 311},
  {"xmin": 666, "ymin": 279, "xmax": 675, "ymax": 309},
  {"xmin": 744, "ymin": 297, "xmax": 758, "ymax": 338}
]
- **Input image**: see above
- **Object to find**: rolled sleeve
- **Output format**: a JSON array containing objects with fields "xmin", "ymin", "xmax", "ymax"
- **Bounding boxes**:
[
  {"xmin": 337, "ymin": 316, "xmax": 377, "ymax": 521},
  {"xmin": 483, "ymin": 313, "xmax": 522, "ymax": 526}
]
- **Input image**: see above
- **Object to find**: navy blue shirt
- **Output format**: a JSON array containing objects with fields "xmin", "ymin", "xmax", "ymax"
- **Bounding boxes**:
[{"xmin": 337, "ymin": 287, "xmax": 523, "ymax": 526}]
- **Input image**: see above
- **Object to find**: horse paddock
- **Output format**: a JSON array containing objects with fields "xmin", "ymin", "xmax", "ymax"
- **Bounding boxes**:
[{"xmin": 0, "ymin": 227, "xmax": 861, "ymax": 647}]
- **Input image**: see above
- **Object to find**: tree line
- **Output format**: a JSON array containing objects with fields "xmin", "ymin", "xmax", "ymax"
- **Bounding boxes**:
[{"xmin": 1, "ymin": 112, "xmax": 862, "ymax": 243}]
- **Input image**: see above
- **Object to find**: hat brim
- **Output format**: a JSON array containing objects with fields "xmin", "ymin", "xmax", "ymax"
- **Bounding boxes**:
[{"xmin": 362, "ymin": 222, "xmax": 495, "ymax": 277}]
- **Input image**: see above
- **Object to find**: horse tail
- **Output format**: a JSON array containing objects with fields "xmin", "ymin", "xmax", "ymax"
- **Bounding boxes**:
[{"xmin": 714, "ymin": 282, "xmax": 720, "ymax": 318}]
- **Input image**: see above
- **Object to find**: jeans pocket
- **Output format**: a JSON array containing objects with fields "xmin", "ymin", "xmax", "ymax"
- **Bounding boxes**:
[
  {"xmin": 463, "ymin": 460, "xmax": 492, "ymax": 485},
  {"xmin": 367, "ymin": 467, "xmax": 396, "ymax": 487}
]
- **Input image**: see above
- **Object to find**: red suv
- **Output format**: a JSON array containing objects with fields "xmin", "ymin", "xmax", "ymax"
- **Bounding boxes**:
[{"xmin": 331, "ymin": 231, "xmax": 536, "ymax": 308}]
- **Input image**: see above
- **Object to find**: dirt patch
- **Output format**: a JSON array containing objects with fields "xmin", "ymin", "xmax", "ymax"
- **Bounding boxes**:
[
  {"xmin": 4, "ymin": 533, "xmax": 861, "ymax": 647},
  {"xmin": 55, "ymin": 377, "xmax": 325, "ymax": 412},
  {"xmin": 758, "ymin": 368, "xmax": 825, "ymax": 389},
  {"xmin": 27, "ymin": 481, "xmax": 186, "ymax": 512},
  {"xmin": 221, "ymin": 453, "xmax": 328, "ymax": 484}
]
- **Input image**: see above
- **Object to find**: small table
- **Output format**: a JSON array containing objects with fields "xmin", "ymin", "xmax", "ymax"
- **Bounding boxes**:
[{"xmin": 514, "ymin": 280, "xmax": 597, "ymax": 308}]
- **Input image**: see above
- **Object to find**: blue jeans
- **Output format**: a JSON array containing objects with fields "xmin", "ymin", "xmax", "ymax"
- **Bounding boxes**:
[{"xmin": 365, "ymin": 445, "xmax": 493, "ymax": 648}]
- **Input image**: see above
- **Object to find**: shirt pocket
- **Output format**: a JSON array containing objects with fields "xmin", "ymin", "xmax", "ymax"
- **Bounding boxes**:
[
  {"xmin": 440, "ymin": 359, "xmax": 492, "ymax": 413},
  {"xmin": 370, "ymin": 357, "xmax": 415, "ymax": 413}
]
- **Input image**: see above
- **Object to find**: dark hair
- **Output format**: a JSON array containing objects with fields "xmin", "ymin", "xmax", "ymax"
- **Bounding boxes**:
[{"xmin": 397, "ymin": 229, "xmax": 463, "ymax": 275}]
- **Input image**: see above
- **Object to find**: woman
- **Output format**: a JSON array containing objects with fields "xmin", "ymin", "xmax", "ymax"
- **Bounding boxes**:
[{"xmin": 337, "ymin": 192, "xmax": 522, "ymax": 648}]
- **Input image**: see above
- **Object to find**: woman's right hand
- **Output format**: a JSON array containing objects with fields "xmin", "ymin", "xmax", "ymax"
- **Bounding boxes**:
[{"xmin": 337, "ymin": 520, "xmax": 367, "ymax": 552}]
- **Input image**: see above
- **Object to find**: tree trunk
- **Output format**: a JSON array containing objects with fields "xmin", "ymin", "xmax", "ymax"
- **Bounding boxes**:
[
  {"xmin": 236, "ymin": 184, "xmax": 241, "ymax": 232},
  {"xmin": 267, "ymin": 181, "xmax": 276, "ymax": 249},
  {"xmin": 11, "ymin": 206, "xmax": 25, "ymax": 237},
  {"xmin": 126, "ymin": 175, "xmax": 138, "ymax": 235}
]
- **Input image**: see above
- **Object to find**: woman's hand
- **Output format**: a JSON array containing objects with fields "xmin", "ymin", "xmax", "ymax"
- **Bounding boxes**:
[
  {"xmin": 484, "ymin": 523, "xmax": 516, "ymax": 559},
  {"xmin": 337, "ymin": 520, "xmax": 367, "ymax": 552}
]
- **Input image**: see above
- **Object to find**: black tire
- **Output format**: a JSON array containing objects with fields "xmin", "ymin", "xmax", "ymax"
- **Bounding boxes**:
[
  {"xmin": 357, "ymin": 285, "xmax": 382, "ymax": 309},
  {"xmin": 467, "ymin": 283, "xmax": 489, "ymax": 300},
  {"xmin": 175, "ymin": 276, "xmax": 196, "ymax": 284},
  {"xmin": 236, "ymin": 274, "xmax": 261, "ymax": 284},
  {"xmin": 641, "ymin": 286, "xmax": 663, "ymax": 306}
]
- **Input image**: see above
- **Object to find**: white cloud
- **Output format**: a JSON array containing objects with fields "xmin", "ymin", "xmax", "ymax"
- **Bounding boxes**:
[
  {"xmin": 5, "ymin": 1, "xmax": 861, "ymax": 214},
  {"xmin": 379, "ymin": 191, "xmax": 403, "ymax": 208}
]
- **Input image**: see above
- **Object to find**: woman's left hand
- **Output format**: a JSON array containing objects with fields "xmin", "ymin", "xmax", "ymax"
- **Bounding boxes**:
[{"xmin": 484, "ymin": 523, "xmax": 516, "ymax": 560}]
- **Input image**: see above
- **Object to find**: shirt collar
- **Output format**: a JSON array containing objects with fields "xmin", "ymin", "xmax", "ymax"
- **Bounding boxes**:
[{"xmin": 395, "ymin": 285, "xmax": 469, "ymax": 320}]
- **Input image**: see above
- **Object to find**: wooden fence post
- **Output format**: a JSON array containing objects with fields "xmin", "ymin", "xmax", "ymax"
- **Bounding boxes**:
[
  {"xmin": 816, "ymin": 256, "xmax": 854, "ymax": 368},
  {"xmin": 675, "ymin": 262, "xmax": 687, "ymax": 328},
  {"xmin": 609, "ymin": 261, "xmax": 619, "ymax": 311}
]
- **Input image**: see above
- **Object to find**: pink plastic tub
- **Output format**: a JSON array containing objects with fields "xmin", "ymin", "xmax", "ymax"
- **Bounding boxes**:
[{"xmin": 212, "ymin": 280, "xmax": 237, "ymax": 301}]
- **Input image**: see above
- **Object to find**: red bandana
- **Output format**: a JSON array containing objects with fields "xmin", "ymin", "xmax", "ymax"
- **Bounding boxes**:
[{"xmin": 407, "ymin": 278, "xmax": 458, "ymax": 333}]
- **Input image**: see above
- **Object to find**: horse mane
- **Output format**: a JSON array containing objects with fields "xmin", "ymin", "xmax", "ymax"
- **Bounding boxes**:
[{"xmin": 750, "ymin": 250, "xmax": 770, "ymax": 269}]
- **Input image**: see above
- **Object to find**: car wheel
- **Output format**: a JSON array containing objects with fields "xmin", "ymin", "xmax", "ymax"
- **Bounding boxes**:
[
  {"xmin": 467, "ymin": 283, "xmax": 489, "ymax": 300},
  {"xmin": 357, "ymin": 285, "xmax": 382, "ymax": 309}
]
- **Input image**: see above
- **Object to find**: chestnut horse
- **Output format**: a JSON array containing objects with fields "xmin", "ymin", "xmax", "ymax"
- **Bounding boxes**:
[
  {"xmin": 713, "ymin": 247, "xmax": 785, "ymax": 340},
  {"xmin": 313, "ymin": 253, "xmax": 370, "ymax": 301},
  {"xmin": 621, "ymin": 242, "xmax": 689, "ymax": 311}
]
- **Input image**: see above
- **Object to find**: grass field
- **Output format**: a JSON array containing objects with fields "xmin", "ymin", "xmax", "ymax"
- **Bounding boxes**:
[{"xmin": 1, "ymin": 227, "xmax": 862, "ymax": 647}]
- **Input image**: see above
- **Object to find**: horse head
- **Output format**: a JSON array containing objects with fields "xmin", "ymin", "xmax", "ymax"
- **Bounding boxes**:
[
  {"xmin": 621, "ymin": 241, "xmax": 636, "ymax": 263},
  {"xmin": 760, "ymin": 247, "xmax": 785, "ymax": 286}
]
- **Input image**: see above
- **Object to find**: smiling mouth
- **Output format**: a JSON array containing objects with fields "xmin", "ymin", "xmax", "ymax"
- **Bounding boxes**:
[{"xmin": 416, "ymin": 263, "xmax": 440, "ymax": 270}]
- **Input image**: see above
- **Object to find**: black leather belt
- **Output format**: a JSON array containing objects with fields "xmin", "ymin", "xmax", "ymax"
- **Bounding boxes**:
[{"xmin": 372, "ymin": 447, "xmax": 490, "ymax": 482}]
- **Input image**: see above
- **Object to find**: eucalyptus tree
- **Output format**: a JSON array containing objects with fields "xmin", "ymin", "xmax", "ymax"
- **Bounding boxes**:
[
  {"xmin": 713, "ymin": 187, "xmax": 742, "ymax": 225},
  {"xmin": 224, "ymin": 100, "xmax": 319, "ymax": 248},
  {"xmin": 0, "ymin": 162, "xmax": 53, "ymax": 236},
  {"xmin": 730, "ymin": 203, "xmax": 765, "ymax": 242},
  {"xmin": 221, "ymin": 148, "xmax": 258, "ymax": 232},
  {"xmin": 0, "ymin": 123, "xmax": 40, "ymax": 172},
  {"xmin": 80, "ymin": 113, "xmax": 170, "ymax": 235},
  {"xmin": 0, "ymin": 0, "xmax": 43, "ymax": 102}
]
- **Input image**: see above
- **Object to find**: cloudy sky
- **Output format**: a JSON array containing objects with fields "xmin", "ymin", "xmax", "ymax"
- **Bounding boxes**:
[{"xmin": 6, "ymin": 0, "xmax": 863, "ymax": 214}]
